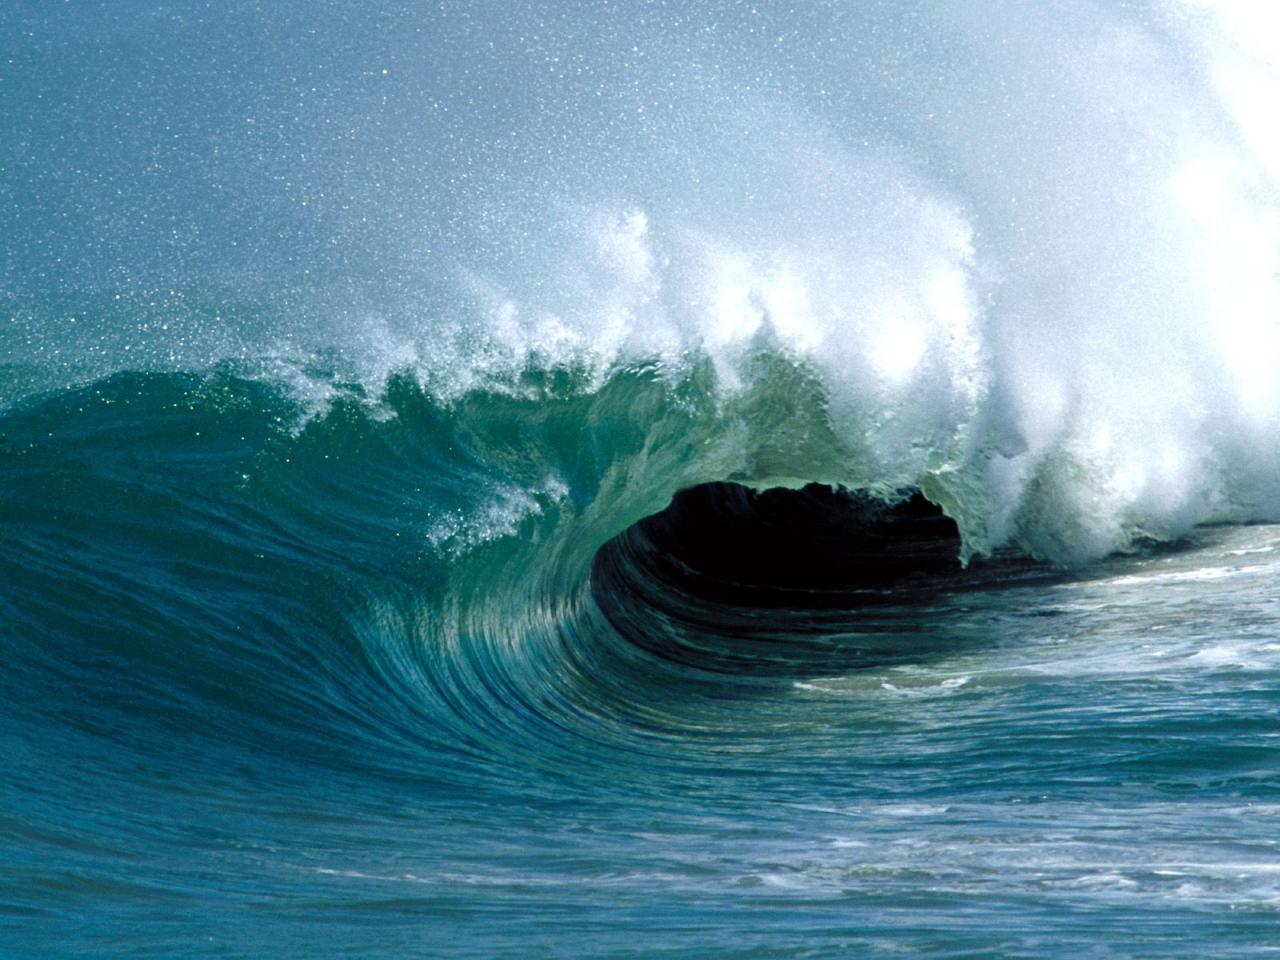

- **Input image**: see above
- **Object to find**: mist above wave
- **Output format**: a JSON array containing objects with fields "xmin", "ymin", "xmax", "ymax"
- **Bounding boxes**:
[{"xmin": 4, "ymin": 0, "xmax": 1279, "ymax": 562}]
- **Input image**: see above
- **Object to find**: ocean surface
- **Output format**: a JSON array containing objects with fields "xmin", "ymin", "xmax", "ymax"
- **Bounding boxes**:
[{"xmin": 4, "ymin": 2, "xmax": 1280, "ymax": 957}]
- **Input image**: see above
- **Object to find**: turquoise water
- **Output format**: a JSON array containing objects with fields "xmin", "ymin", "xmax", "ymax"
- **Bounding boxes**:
[
  {"xmin": 5, "ymin": 2, "xmax": 1280, "ymax": 957},
  {"xmin": 4, "ymin": 369, "xmax": 1280, "ymax": 958}
]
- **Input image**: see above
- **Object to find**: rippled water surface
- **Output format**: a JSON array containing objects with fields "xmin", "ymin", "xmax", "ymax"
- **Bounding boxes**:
[{"xmin": 3, "ymin": 374, "xmax": 1278, "ymax": 957}]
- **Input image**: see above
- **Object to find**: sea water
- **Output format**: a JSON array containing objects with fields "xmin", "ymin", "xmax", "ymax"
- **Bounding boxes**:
[{"xmin": 3, "ymin": 2, "xmax": 1280, "ymax": 957}]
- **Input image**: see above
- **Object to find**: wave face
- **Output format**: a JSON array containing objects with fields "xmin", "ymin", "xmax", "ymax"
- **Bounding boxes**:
[{"xmin": 4, "ymin": 2, "xmax": 1280, "ymax": 958}]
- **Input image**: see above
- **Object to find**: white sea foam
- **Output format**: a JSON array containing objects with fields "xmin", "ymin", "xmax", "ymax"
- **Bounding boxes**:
[
  {"xmin": 373, "ymin": 1, "xmax": 1280, "ymax": 563},
  {"xmin": 7, "ymin": 2, "xmax": 1280, "ymax": 564}
]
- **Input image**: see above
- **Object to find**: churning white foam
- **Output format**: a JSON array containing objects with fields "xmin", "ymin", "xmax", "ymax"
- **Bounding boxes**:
[
  {"xmin": 12, "ymin": 1, "xmax": 1280, "ymax": 564},
  {"xmin": 369, "ymin": 1, "xmax": 1280, "ymax": 563}
]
